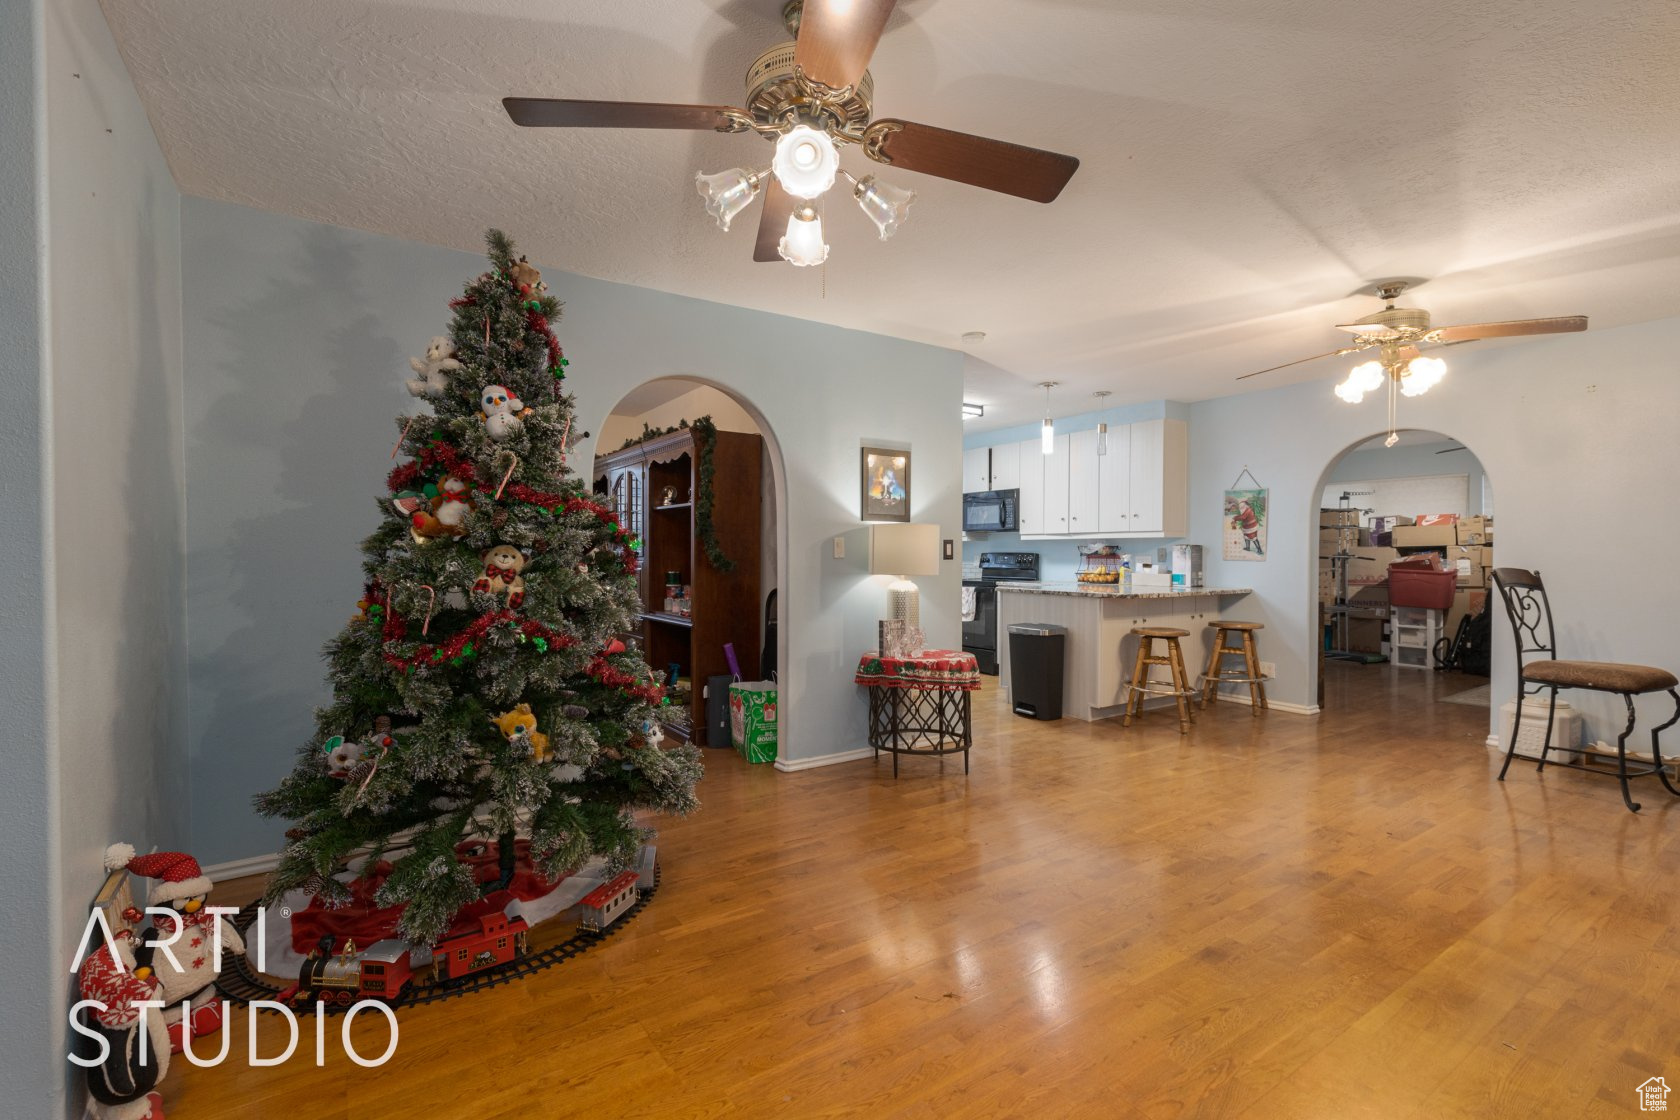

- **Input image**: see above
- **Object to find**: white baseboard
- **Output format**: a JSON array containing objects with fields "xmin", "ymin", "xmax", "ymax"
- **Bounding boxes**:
[
  {"xmin": 1213, "ymin": 690, "xmax": 1319, "ymax": 717},
  {"xmin": 773, "ymin": 747, "xmax": 876, "ymax": 772},
  {"xmin": 1485, "ymin": 734, "xmax": 1500, "ymax": 749},
  {"xmin": 203, "ymin": 853, "xmax": 281, "ymax": 882}
]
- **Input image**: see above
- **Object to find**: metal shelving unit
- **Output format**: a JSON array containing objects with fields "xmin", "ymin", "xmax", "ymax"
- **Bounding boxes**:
[{"xmin": 1322, "ymin": 491, "xmax": 1387, "ymax": 663}]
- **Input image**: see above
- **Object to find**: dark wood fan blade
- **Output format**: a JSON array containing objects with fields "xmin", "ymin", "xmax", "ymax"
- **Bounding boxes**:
[
  {"xmin": 1429, "ymin": 316, "xmax": 1587, "ymax": 343},
  {"xmin": 503, "ymin": 98, "xmax": 739, "ymax": 131},
  {"xmin": 864, "ymin": 120, "xmax": 1078, "ymax": 203},
  {"xmin": 754, "ymin": 179, "xmax": 797, "ymax": 263},
  {"xmin": 1235, "ymin": 345, "xmax": 1369, "ymax": 381},
  {"xmin": 795, "ymin": 0, "xmax": 897, "ymax": 90}
]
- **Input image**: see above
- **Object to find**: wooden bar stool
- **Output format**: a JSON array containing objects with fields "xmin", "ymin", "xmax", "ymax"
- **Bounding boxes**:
[
  {"xmin": 1199, "ymin": 621, "xmax": 1268, "ymax": 714},
  {"xmin": 1122, "ymin": 627, "xmax": 1195, "ymax": 734}
]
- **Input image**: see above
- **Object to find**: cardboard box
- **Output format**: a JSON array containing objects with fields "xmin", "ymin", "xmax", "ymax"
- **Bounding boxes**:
[
  {"xmin": 1450, "ymin": 545, "xmax": 1489, "ymax": 587},
  {"xmin": 1392, "ymin": 524, "xmax": 1458, "ymax": 549},
  {"xmin": 1415, "ymin": 514, "xmax": 1459, "ymax": 527},
  {"xmin": 1347, "ymin": 617, "xmax": 1385, "ymax": 653},
  {"xmin": 1348, "ymin": 585, "xmax": 1390, "ymax": 614},
  {"xmin": 1456, "ymin": 516, "xmax": 1492, "ymax": 545},
  {"xmin": 1171, "ymin": 544, "xmax": 1204, "ymax": 588},
  {"xmin": 1318, "ymin": 565, "xmax": 1336, "ymax": 605},
  {"xmin": 1367, "ymin": 515, "xmax": 1414, "ymax": 533},
  {"xmin": 1320, "ymin": 508, "xmax": 1360, "ymax": 528},
  {"xmin": 1346, "ymin": 546, "xmax": 1402, "ymax": 585},
  {"xmin": 1319, "ymin": 527, "xmax": 1350, "ymax": 552},
  {"xmin": 1446, "ymin": 588, "xmax": 1489, "ymax": 637}
]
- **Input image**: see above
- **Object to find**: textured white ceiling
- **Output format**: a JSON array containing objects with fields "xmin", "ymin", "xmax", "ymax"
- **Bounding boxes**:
[{"xmin": 102, "ymin": 0, "xmax": 1680, "ymax": 430}]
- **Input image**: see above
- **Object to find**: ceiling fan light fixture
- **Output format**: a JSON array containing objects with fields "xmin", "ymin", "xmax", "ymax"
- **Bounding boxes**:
[
  {"xmin": 853, "ymin": 174, "xmax": 916, "ymax": 240},
  {"xmin": 695, "ymin": 167, "xmax": 762, "ymax": 232},
  {"xmin": 772, "ymin": 124, "xmax": 840, "ymax": 199},
  {"xmin": 777, "ymin": 205, "xmax": 829, "ymax": 267},
  {"xmin": 1400, "ymin": 355, "xmax": 1447, "ymax": 397}
]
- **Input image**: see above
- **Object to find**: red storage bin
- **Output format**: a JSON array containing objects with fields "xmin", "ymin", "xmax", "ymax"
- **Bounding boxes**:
[{"xmin": 1387, "ymin": 559, "xmax": 1455, "ymax": 609}]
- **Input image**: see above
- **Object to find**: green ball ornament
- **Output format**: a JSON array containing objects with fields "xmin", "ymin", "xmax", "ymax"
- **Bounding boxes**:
[{"xmin": 533, "ymin": 638, "xmax": 548, "ymax": 653}]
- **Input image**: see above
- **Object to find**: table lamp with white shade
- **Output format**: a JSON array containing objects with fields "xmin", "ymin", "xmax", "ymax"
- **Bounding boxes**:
[{"xmin": 869, "ymin": 523, "xmax": 942, "ymax": 630}]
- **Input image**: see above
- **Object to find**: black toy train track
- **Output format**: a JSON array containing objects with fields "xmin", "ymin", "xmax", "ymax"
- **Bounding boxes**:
[{"xmin": 217, "ymin": 869, "xmax": 658, "ymax": 1015}]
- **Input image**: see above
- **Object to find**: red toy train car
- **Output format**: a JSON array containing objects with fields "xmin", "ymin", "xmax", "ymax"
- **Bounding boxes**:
[{"xmin": 283, "ymin": 893, "xmax": 530, "ymax": 1005}]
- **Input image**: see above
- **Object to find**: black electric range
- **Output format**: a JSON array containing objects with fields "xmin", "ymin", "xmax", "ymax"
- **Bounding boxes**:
[{"xmin": 962, "ymin": 551, "xmax": 1040, "ymax": 675}]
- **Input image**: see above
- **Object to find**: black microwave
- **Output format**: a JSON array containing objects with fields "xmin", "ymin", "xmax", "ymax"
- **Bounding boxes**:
[{"xmin": 962, "ymin": 489, "xmax": 1019, "ymax": 533}]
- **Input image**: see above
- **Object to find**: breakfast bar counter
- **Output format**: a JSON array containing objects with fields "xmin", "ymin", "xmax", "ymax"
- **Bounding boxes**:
[{"xmin": 996, "ymin": 584, "xmax": 1254, "ymax": 721}]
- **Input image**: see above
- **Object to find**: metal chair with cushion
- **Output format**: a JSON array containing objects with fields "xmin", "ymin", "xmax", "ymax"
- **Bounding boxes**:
[{"xmin": 1491, "ymin": 567, "xmax": 1680, "ymax": 812}]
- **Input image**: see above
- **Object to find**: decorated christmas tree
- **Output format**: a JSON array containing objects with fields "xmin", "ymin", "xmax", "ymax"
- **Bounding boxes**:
[{"xmin": 256, "ymin": 230, "xmax": 700, "ymax": 945}]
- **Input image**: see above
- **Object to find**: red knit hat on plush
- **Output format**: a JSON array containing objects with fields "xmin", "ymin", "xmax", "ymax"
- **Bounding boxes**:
[{"xmin": 105, "ymin": 844, "xmax": 213, "ymax": 907}]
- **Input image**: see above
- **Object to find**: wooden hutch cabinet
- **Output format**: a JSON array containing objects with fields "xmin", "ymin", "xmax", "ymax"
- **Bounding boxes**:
[{"xmin": 594, "ymin": 427, "xmax": 763, "ymax": 744}]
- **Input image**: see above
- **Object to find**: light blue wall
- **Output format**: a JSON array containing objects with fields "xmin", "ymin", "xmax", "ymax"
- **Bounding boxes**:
[
  {"xmin": 1327, "ymin": 437, "xmax": 1488, "ymax": 516},
  {"xmin": 181, "ymin": 198, "xmax": 964, "ymax": 865},
  {"xmin": 3, "ymin": 0, "xmax": 188, "ymax": 1115},
  {"xmin": 0, "ymin": 3, "xmax": 59, "ymax": 1115},
  {"xmin": 1189, "ymin": 315, "xmax": 1680, "ymax": 743}
]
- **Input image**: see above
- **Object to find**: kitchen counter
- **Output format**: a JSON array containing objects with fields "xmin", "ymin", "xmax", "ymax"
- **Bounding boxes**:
[
  {"xmin": 997, "ymin": 582, "xmax": 1254, "ymax": 600},
  {"xmin": 996, "ymin": 584, "xmax": 1255, "ymax": 721}
]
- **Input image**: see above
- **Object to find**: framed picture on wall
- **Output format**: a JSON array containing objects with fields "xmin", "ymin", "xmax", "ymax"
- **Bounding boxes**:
[
  {"xmin": 1223, "ymin": 487, "xmax": 1268, "ymax": 560},
  {"xmin": 861, "ymin": 446, "xmax": 911, "ymax": 522}
]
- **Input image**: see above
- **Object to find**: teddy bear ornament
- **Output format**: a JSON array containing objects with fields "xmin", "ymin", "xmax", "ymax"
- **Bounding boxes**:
[{"xmin": 406, "ymin": 336, "xmax": 461, "ymax": 398}]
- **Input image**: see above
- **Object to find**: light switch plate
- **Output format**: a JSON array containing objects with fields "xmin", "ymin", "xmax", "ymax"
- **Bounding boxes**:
[{"xmin": 833, "ymin": 536, "xmax": 845, "ymax": 559}]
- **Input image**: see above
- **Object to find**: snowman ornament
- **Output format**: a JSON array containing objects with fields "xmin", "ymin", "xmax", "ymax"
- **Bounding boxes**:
[{"xmin": 480, "ymin": 384, "xmax": 527, "ymax": 441}]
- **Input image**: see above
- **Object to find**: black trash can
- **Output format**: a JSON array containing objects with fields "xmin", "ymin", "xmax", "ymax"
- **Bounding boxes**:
[{"xmin": 1007, "ymin": 622, "xmax": 1066, "ymax": 720}]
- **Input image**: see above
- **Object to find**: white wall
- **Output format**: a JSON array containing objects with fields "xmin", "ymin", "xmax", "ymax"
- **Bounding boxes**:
[
  {"xmin": 181, "ymin": 198, "xmax": 963, "ymax": 864},
  {"xmin": 1326, "ymin": 437, "xmax": 1488, "ymax": 517},
  {"xmin": 1191, "ymin": 317, "xmax": 1680, "ymax": 744},
  {"xmin": 596, "ymin": 382, "xmax": 760, "ymax": 449},
  {"xmin": 0, "ymin": 0, "xmax": 187, "ymax": 1116}
]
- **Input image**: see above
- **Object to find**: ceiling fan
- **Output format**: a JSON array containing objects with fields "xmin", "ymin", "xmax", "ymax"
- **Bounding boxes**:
[
  {"xmin": 503, "ymin": 0, "xmax": 1079, "ymax": 267},
  {"xmin": 1237, "ymin": 281, "xmax": 1586, "ymax": 446}
]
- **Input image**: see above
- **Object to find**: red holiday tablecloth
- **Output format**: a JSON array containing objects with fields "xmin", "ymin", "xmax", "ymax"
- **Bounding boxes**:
[{"xmin": 855, "ymin": 649, "xmax": 981, "ymax": 691}]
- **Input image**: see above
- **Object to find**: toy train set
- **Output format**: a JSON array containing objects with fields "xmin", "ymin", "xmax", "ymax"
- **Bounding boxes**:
[{"xmin": 268, "ymin": 851, "xmax": 653, "ymax": 1009}]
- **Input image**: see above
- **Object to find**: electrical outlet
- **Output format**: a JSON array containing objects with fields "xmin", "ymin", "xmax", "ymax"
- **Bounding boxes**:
[
  {"xmin": 833, "ymin": 536, "xmax": 845, "ymax": 559},
  {"xmin": 1260, "ymin": 661, "xmax": 1275, "ymax": 679}
]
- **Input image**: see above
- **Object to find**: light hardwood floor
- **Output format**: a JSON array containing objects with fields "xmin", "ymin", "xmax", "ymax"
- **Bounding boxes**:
[{"xmin": 171, "ymin": 665, "xmax": 1680, "ymax": 1118}]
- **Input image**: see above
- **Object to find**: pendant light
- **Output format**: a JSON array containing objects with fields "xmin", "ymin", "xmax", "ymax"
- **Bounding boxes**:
[
  {"xmin": 1039, "ymin": 381, "xmax": 1059, "ymax": 455},
  {"xmin": 1092, "ymin": 390, "xmax": 1112, "ymax": 455}
]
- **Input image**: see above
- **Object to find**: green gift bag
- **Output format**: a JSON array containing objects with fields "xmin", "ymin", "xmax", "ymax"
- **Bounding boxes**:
[{"xmin": 728, "ymin": 679, "xmax": 778, "ymax": 763}]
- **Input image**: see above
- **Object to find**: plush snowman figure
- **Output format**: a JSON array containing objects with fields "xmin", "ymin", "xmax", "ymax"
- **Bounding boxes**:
[
  {"xmin": 104, "ymin": 845, "xmax": 245, "ymax": 1054},
  {"xmin": 480, "ymin": 384, "xmax": 527, "ymax": 441}
]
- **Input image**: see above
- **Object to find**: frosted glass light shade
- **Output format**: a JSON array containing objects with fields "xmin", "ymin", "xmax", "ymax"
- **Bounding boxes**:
[
  {"xmin": 695, "ymin": 168, "xmax": 760, "ymax": 231},
  {"xmin": 853, "ymin": 174, "xmax": 916, "ymax": 239},
  {"xmin": 772, "ymin": 124, "xmax": 839, "ymax": 199},
  {"xmin": 1334, "ymin": 359, "xmax": 1386, "ymax": 403},
  {"xmin": 869, "ymin": 523, "xmax": 941, "ymax": 576},
  {"xmin": 777, "ymin": 208, "xmax": 829, "ymax": 267},
  {"xmin": 1041, "ymin": 417, "xmax": 1055, "ymax": 454},
  {"xmin": 1401, "ymin": 355, "xmax": 1447, "ymax": 396}
]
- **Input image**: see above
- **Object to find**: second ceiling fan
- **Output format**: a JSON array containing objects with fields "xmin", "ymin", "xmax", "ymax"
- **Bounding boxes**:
[{"xmin": 503, "ymin": 0, "xmax": 1080, "ymax": 266}]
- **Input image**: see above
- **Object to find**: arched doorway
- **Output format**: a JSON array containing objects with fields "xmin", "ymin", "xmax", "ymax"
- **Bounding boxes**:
[
  {"xmin": 1310, "ymin": 428, "xmax": 1495, "ymax": 713},
  {"xmin": 592, "ymin": 377, "xmax": 786, "ymax": 753}
]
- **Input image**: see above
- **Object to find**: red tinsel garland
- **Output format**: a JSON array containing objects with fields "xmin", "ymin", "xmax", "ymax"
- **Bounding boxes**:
[
  {"xmin": 526, "ymin": 310, "xmax": 563, "ymax": 372},
  {"xmin": 378, "ymin": 607, "xmax": 662, "ymax": 702}
]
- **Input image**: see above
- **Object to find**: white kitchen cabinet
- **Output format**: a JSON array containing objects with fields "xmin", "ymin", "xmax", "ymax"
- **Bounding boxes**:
[
  {"xmin": 1127, "ymin": 418, "xmax": 1188, "ymax": 537},
  {"xmin": 1043, "ymin": 432, "xmax": 1071, "ymax": 533},
  {"xmin": 1097, "ymin": 423, "xmax": 1132, "ymax": 532},
  {"xmin": 988, "ymin": 441, "xmax": 1020, "ymax": 491},
  {"xmin": 1015, "ymin": 418, "xmax": 1187, "ymax": 539},
  {"xmin": 1015, "ymin": 437, "xmax": 1044, "ymax": 535},
  {"xmin": 963, "ymin": 446, "xmax": 991, "ymax": 493},
  {"xmin": 1068, "ymin": 428, "xmax": 1100, "ymax": 534}
]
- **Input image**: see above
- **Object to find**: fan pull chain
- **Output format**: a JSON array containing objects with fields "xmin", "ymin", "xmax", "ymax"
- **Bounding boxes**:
[{"xmin": 1385, "ymin": 371, "xmax": 1399, "ymax": 447}]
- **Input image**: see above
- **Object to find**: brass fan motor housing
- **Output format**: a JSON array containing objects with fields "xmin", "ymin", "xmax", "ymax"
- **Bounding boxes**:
[{"xmin": 746, "ymin": 41, "xmax": 875, "ymax": 131}]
